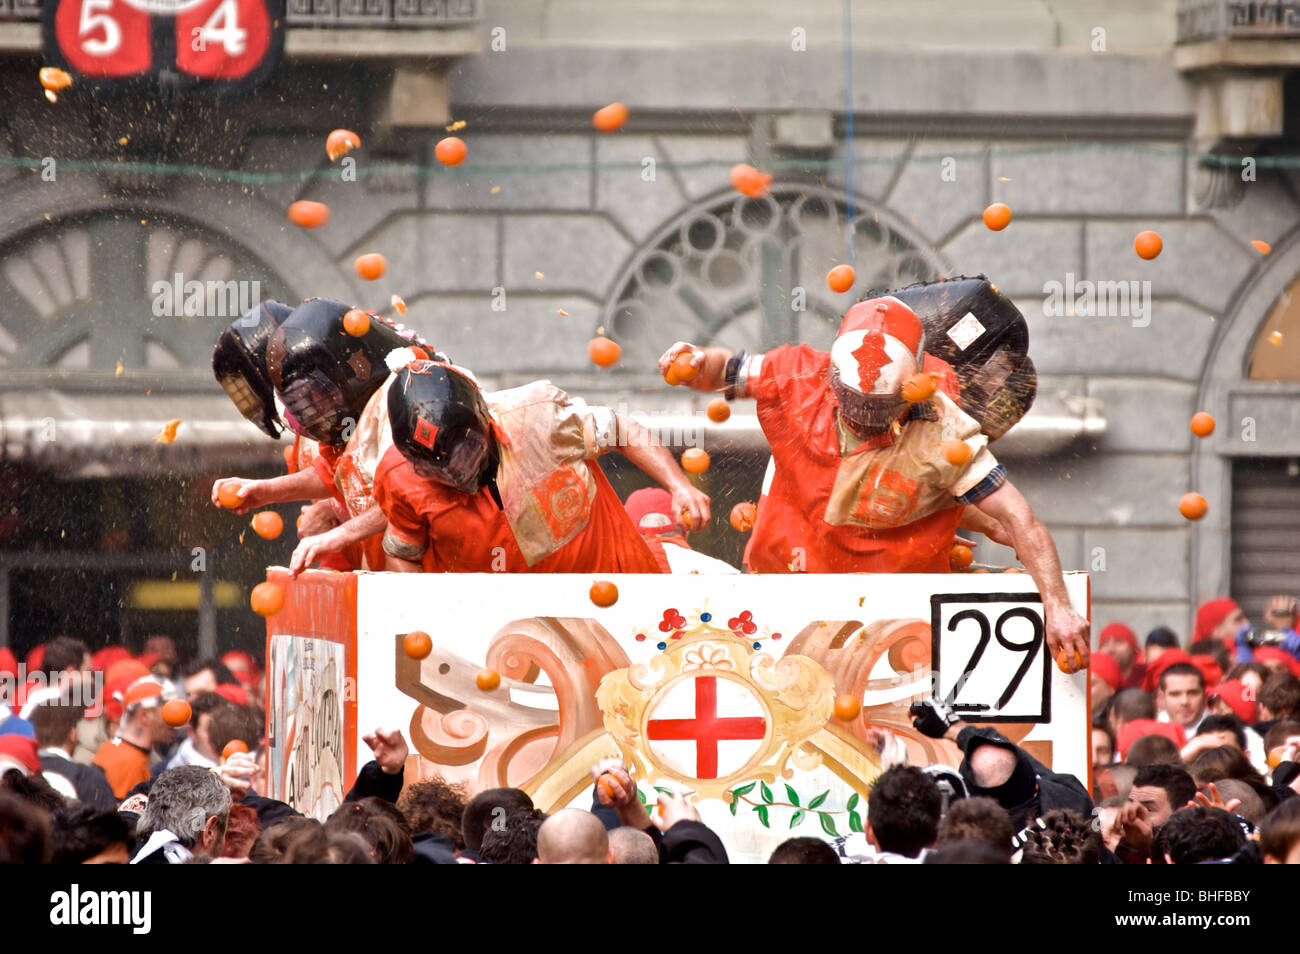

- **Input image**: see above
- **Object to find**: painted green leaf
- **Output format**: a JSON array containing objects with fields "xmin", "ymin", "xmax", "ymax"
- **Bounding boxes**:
[
  {"xmin": 789, "ymin": 810, "xmax": 806, "ymax": 829},
  {"xmin": 636, "ymin": 787, "xmax": 647, "ymax": 804},
  {"xmin": 653, "ymin": 786, "xmax": 674, "ymax": 799},
  {"xmin": 756, "ymin": 805, "xmax": 771, "ymax": 828},
  {"xmin": 849, "ymin": 810, "xmax": 863, "ymax": 833},
  {"xmin": 730, "ymin": 796, "xmax": 739, "ymax": 816},
  {"xmin": 785, "ymin": 784, "xmax": 800, "ymax": 807},
  {"xmin": 847, "ymin": 792, "xmax": 860, "ymax": 811},
  {"xmin": 820, "ymin": 813, "xmax": 840, "ymax": 838},
  {"xmin": 808, "ymin": 790, "xmax": 828, "ymax": 810},
  {"xmin": 759, "ymin": 781, "xmax": 774, "ymax": 804},
  {"xmin": 732, "ymin": 781, "xmax": 757, "ymax": 798}
]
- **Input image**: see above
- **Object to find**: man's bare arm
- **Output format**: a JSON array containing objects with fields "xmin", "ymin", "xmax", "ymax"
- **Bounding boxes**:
[
  {"xmin": 211, "ymin": 468, "xmax": 332, "ymax": 513},
  {"xmin": 289, "ymin": 504, "xmax": 387, "ymax": 577},
  {"xmin": 611, "ymin": 414, "xmax": 712, "ymax": 530},
  {"xmin": 974, "ymin": 481, "xmax": 1090, "ymax": 672},
  {"xmin": 657, "ymin": 342, "xmax": 735, "ymax": 394}
]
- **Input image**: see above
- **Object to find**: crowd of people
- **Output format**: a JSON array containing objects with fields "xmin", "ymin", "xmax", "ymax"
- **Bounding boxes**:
[{"xmin": 1, "ymin": 607, "xmax": 1298, "ymax": 864}]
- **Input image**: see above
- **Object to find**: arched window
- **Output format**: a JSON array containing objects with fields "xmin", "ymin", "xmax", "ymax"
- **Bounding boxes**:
[
  {"xmin": 603, "ymin": 186, "xmax": 945, "ymax": 369},
  {"xmin": 1247, "ymin": 274, "xmax": 1300, "ymax": 381}
]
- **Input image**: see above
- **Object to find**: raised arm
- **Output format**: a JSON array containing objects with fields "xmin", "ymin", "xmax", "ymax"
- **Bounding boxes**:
[
  {"xmin": 657, "ymin": 342, "xmax": 735, "ymax": 394},
  {"xmin": 974, "ymin": 480, "xmax": 1090, "ymax": 673},
  {"xmin": 610, "ymin": 414, "xmax": 711, "ymax": 530}
]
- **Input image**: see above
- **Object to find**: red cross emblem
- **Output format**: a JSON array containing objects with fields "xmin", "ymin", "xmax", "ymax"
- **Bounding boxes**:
[
  {"xmin": 646, "ymin": 675, "xmax": 766, "ymax": 779},
  {"xmin": 413, "ymin": 418, "xmax": 438, "ymax": 450}
]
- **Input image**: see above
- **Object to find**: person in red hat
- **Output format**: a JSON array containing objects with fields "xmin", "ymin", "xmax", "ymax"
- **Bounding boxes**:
[
  {"xmin": 1090, "ymin": 651, "xmax": 1124, "ymax": 716},
  {"xmin": 1192, "ymin": 598, "xmax": 1248, "ymax": 650},
  {"xmin": 659, "ymin": 294, "xmax": 1089, "ymax": 672},
  {"xmin": 1097, "ymin": 622, "xmax": 1146, "ymax": 689},
  {"xmin": 623, "ymin": 488, "xmax": 740, "ymax": 574},
  {"xmin": 92, "ymin": 679, "xmax": 177, "ymax": 799},
  {"xmin": 1117, "ymin": 718, "xmax": 1186, "ymax": 761},
  {"xmin": 1208, "ymin": 679, "xmax": 1259, "ymax": 725}
]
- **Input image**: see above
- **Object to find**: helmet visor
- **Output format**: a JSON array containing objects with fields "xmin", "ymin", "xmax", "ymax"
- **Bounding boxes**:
[
  {"xmin": 411, "ymin": 426, "xmax": 490, "ymax": 494},
  {"xmin": 280, "ymin": 371, "xmax": 346, "ymax": 443}
]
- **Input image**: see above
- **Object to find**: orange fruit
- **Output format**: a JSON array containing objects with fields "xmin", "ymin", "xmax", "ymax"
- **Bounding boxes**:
[
  {"xmin": 707, "ymin": 399, "xmax": 731, "ymax": 423},
  {"xmin": 668, "ymin": 352, "xmax": 698, "ymax": 385},
  {"xmin": 730, "ymin": 163, "xmax": 772, "ymax": 199},
  {"xmin": 161, "ymin": 699, "xmax": 192, "ymax": 728},
  {"xmin": 592, "ymin": 102, "xmax": 629, "ymax": 132},
  {"xmin": 475, "ymin": 669, "xmax": 501, "ymax": 691},
  {"xmin": 590, "ymin": 580, "xmax": 619, "ymax": 607},
  {"xmin": 588, "ymin": 336, "xmax": 622, "ymax": 368},
  {"xmin": 403, "ymin": 630, "xmax": 432, "ymax": 660},
  {"xmin": 435, "ymin": 136, "xmax": 467, "ymax": 166},
  {"xmin": 596, "ymin": 773, "xmax": 620, "ymax": 802},
  {"xmin": 343, "ymin": 308, "xmax": 371, "ymax": 336},
  {"xmin": 1179, "ymin": 492, "xmax": 1208, "ymax": 521},
  {"xmin": 901, "ymin": 373, "xmax": 936, "ymax": 404},
  {"xmin": 681, "ymin": 448, "xmax": 710, "ymax": 474},
  {"xmin": 942, "ymin": 440, "xmax": 972, "ymax": 465},
  {"xmin": 1055, "ymin": 651, "xmax": 1083, "ymax": 674},
  {"xmin": 251, "ymin": 511, "xmax": 283, "ymax": 540},
  {"xmin": 217, "ymin": 480, "xmax": 244, "ymax": 510},
  {"xmin": 826, "ymin": 265, "xmax": 856, "ymax": 294},
  {"xmin": 1134, "ymin": 230, "xmax": 1163, "ymax": 260},
  {"xmin": 326, "ymin": 129, "xmax": 361, "ymax": 162},
  {"xmin": 1189, "ymin": 412, "xmax": 1215, "ymax": 438},
  {"xmin": 983, "ymin": 203, "xmax": 1012, "ymax": 231},
  {"xmin": 390, "ymin": 294, "xmax": 406, "ymax": 316},
  {"xmin": 250, "ymin": 581, "xmax": 284, "ymax": 617},
  {"xmin": 222, "ymin": 740, "xmax": 249, "ymax": 760},
  {"xmin": 1002, "ymin": 567, "xmax": 1022, "ymax": 574},
  {"xmin": 730, "ymin": 501, "xmax": 757, "ymax": 532},
  {"xmin": 353, "ymin": 254, "xmax": 387, "ymax": 281},
  {"xmin": 950, "ymin": 545, "xmax": 974, "ymax": 570},
  {"xmin": 832, "ymin": 694, "xmax": 861, "ymax": 722},
  {"xmin": 286, "ymin": 200, "xmax": 330, "ymax": 229},
  {"xmin": 39, "ymin": 67, "xmax": 73, "ymax": 92},
  {"xmin": 1251, "ymin": 239, "xmax": 1271, "ymax": 255}
]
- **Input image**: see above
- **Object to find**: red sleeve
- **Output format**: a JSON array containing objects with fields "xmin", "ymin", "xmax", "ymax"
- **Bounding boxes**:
[
  {"xmin": 372, "ymin": 448, "xmax": 428, "ymax": 552},
  {"xmin": 748, "ymin": 344, "xmax": 828, "ymax": 410},
  {"xmin": 312, "ymin": 445, "xmax": 343, "ymax": 501}
]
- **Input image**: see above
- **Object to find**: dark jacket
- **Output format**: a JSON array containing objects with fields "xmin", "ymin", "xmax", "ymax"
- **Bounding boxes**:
[
  {"xmin": 956, "ymin": 726, "xmax": 1093, "ymax": 831},
  {"xmin": 40, "ymin": 750, "xmax": 118, "ymax": 811}
]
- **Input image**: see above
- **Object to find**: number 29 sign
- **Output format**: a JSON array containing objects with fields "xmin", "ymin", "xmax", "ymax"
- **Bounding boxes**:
[{"xmin": 43, "ymin": 0, "xmax": 284, "ymax": 92}]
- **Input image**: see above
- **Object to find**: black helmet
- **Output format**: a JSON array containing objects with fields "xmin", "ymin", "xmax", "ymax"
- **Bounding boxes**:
[
  {"xmin": 266, "ymin": 298, "xmax": 409, "ymax": 446},
  {"xmin": 388, "ymin": 361, "xmax": 498, "ymax": 495},
  {"xmin": 211, "ymin": 299, "xmax": 295, "ymax": 438}
]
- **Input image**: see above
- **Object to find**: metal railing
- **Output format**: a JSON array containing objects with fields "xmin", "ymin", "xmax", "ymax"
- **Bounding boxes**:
[
  {"xmin": 0, "ymin": 0, "xmax": 481, "ymax": 26},
  {"xmin": 1177, "ymin": 0, "xmax": 1300, "ymax": 42}
]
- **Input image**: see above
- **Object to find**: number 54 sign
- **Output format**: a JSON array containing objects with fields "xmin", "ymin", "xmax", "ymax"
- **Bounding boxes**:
[{"xmin": 44, "ymin": 0, "xmax": 283, "ymax": 90}]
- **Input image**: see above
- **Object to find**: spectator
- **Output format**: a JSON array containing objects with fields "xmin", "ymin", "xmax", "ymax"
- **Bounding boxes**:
[
  {"xmin": 624, "ymin": 487, "xmax": 740, "ymax": 574},
  {"xmin": 925, "ymin": 840, "xmax": 1011, "ymax": 864},
  {"xmin": 398, "ymin": 777, "xmax": 468, "ymax": 863},
  {"xmin": 535, "ymin": 808, "xmax": 611, "ymax": 864},
  {"xmin": 935, "ymin": 795, "xmax": 1014, "ymax": 859},
  {"xmin": 461, "ymin": 787, "xmax": 535, "ymax": 862},
  {"xmin": 0, "ymin": 792, "xmax": 49, "ymax": 864},
  {"xmin": 1263, "ymin": 720, "xmax": 1300, "ymax": 771},
  {"xmin": 1126, "ymin": 734, "xmax": 1182, "ymax": 768},
  {"xmin": 34, "ymin": 636, "xmax": 92, "ymax": 703},
  {"xmin": 1090, "ymin": 652, "xmax": 1123, "ymax": 716},
  {"xmin": 30, "ymin": 697, "xmax": 116, "ymax": 810},
  {"xmin": 248, "ymin": 816, "xmax": 318, "ymax": 864},
  {"xmin": 1208, "ymin": 680, "xmax": 1258, "ymax": 726},
  {"xmin": 92, "ymin": 679, "xmax": 177, "ymax": 798},
  {"xmin": 1015, "ymin": 809, "xmax": 1101, "ymax": 864},
  {"xmin": 479, "ymin": 808, "xmax": 547, "ymax": 864},
  {"xmin": 609, "ymin": 826, "xmax": 660, "ymax": 864},
  {"xmin": 326, "ymin": 797, "xmax": 413, "ymax": 864},
  {"xmin": 181, "ymin": 658, "xmax": 237, "ymax": 699},
  {"xmin": 1187, "ymin": 746, "xmax": 1268, "ymax": 790},
  {"xmin": 132, "ymin": 765, "xmax": 231, "ymax": 864},
  {"xmin": 1108, "ymin": 689, "xmax": 1156, "ymax": 745},
  {"xmin": 1145, "ymin": 627, "xmax": 1180, "ymax": 668},
  {"xmin": 1118, "ymin": 718, "xmax": 1185, "ymax": 762},
  {"xmin": 1159, "ymin": 806, "xmax": 1245, "ymax": 864},
  {"xmin": 154, "ymin": 691, "xmax": 225, "ymax": 772},
  {"xmin": 221, "ymin": 802, "xmax": 262, "ymax": 860},
  {"xmin": 1190, "ymin": 638, "xmax": 1234, "ymax": 677},
  {"xmin": 1129, "ymin": 763, "xmax": 1197, "ymax": 827},
  {"xmin": 208, "ymin": 700, "xmax": 263, "ymax": 760},
  {"xmin": 1098, "ymin": 623, "xmax": 1144, "ymax": 689},
  {"xmin": 1260, "ymin": 798, "xmax": 1300, "ymax": 864},
  {"xmin": 1091, "ymin": 722, "xmax": 1116, "ymax": 769},
  {"xmin": 279, "ymin": 822, "xmax": 374, "ymax": 864},
  {"xmin": 1191, "ymin": 600, "xmax": 1247, "ymax": 648},
  {"xmin": 1156, "ymin": 662, "xmax": 1208, "ymax": 735},
  {"xmin": 48, "ymin": 804, "xmax": 133, "ymax": 864},
  {"xmin": 865, "ymin": 765, "xmax": 941, "ymax": 863},
  {"xmin": 1211, "ymin": 779, "xmax": 1268, "ymax": 827},
  {"xmin": 1258, "ymin": 673, "xmax": 1300, "ymax": 728},
  {"xmin": 768, "ymin": 836, "xmax": 840, "ymax": 864}
]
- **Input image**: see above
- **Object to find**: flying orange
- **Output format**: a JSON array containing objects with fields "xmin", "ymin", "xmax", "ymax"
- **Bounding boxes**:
[
  {"xmin": 592, "ymin": 103, "xmax": 629, "ymax": 132},
  {"xmin": 983, "ymin": 203, "xmax": 1012, "ymax": 231},
  {"xmin": 588, "ymin": 336, "xmax": 622, "ymax": 368},
  {"xmin": 326, "ymin": 129, "xmax": 361, "ymax": 162},
  {"xmin": 435, "ymin": 136, "xmax": 467, "ymax": 166},
  {"xmin": 287, "ymin": 200, "xmax": 330, "ymax": 229},
  {"xmin": 826, "ymin": 265, "xmax": 856, "ymax": 293}
]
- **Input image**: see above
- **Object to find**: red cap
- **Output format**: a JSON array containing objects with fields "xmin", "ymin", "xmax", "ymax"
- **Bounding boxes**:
[
  {"xmin": 135, "ymin": 652, "xmax": 161, "ymax": 672},
  {"xmin": 0, "ymin": 648, "xmax": 17, "ymax": 677},
  {"xmin": 1118, "ymin": 718, "xmax": 1187, "ymax": 760},
  {"xmin": 1190, "ymin": 654, "xmax": 1223, "ymax": 692},
  {"xmin": 0, "ymin": 735, "xmax": 41, "ymax": 775},
  {"xmin": 1144, "ymin": 648, "xmax": 1193, "ymax": 693},
  {"xmin": 837, "ymin": 297, "xmax": 924, "ymax": 358},
  {"xmin": 1193, "ymin": 598, "xmax": 1241, "ymax": 643},
  {"xmin": 105, "ymin": 659, "xmax": 150, "ymax": 689},
  {"xmin": 1209, "ymin": 680, "xmax": 1258, "ymax": 724},
  {"xmin": 1251, "ymin": 646, "xmax": 1300, "ymax": 678},
  {"xmin": 1090, "ymin": 651, "xmax": 1124, "ymax": 691},
  {"xmin": 214, "ymin": 683, "xmax": 249, "ymax": 707},
  {"xmin": 90, "ymin": 646, "xmax": 131, "ymax": 672},
  {"xmin": 221, "ymin": 651, "xmax": 260, "ymax": 683},
  {"xmin": 122, "ymin": 679, "xmax": 165, "ymax": 710},
  {"xmin": 1098, "ymin": 623, "xmax": 1139, "ymax": 656},
  {"xmin": 625, "ymin": 488, "xmax": 676, "ymax": 535},
  {"xmin": 24, "ymin": 644, "xmax": 44, "ymax": 675}
]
